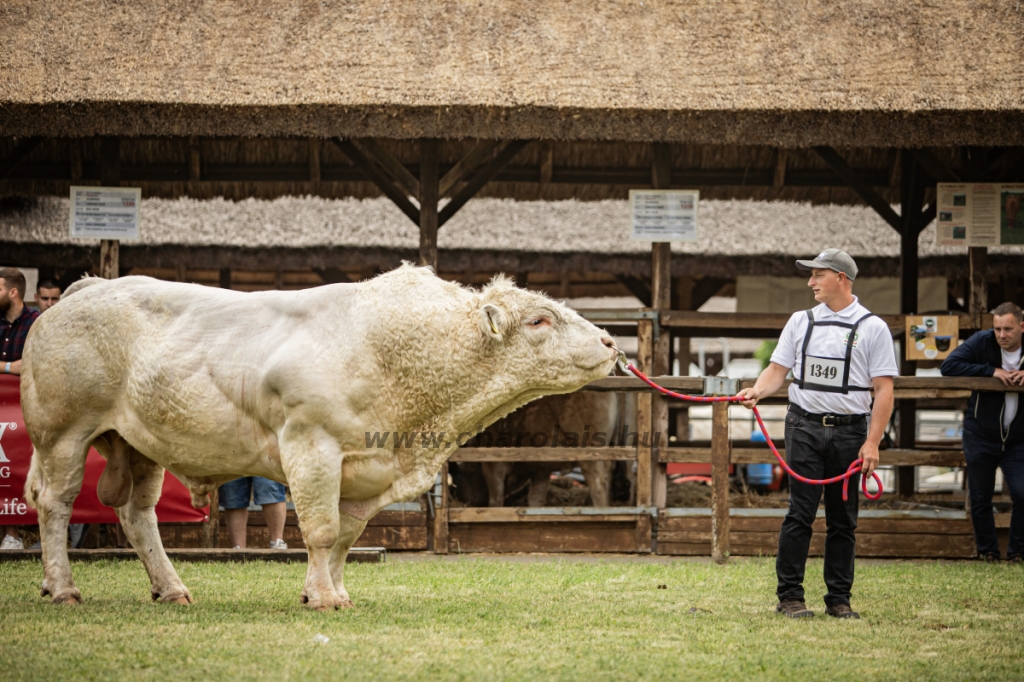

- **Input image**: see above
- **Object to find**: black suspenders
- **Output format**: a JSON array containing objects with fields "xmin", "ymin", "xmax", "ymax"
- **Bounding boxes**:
[{"xmin": 796, "ymin": 310, "xmax": 876, "ymax": 394}]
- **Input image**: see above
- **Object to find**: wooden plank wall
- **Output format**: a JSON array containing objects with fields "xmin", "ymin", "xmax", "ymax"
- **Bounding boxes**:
[{"xmin": 658, "ymin": 514, "xmax": 978, "ymax": 558}]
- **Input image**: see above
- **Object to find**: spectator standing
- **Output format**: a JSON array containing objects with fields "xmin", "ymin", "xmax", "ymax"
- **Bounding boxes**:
[
  {"xmin": 940, "ymin": 302, "xmax": 1024, "ymax": 562},
  {"xmin": 35, "ymin": 278, "xmax": 61, "ymax": 312},
  {"xmin": 219, "ymin": 477, "xmax": 289, "ymax": 549},
  {"xmin": 1, "ymin": 268, "xmax": 41, "ymax": 550}
]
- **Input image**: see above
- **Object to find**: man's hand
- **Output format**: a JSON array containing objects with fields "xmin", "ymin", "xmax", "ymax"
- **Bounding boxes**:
[
  {"xmin": 994, "ymin": 368, "xmax": 1017, "ymax": 386},
  {"xmin": 858, "ymin": 440, "xmax": 879, "ymax": 476},
  {"xmin": 737, "ymin": 362, "xmax": 790, "ymax": 410},
  {"xmin": 1008, "ymin": 370, "xmax": 1024, "ymax": 386},
  {"xmin": 737, "ymin": 387, "xmax": 760, "ymax": 409}
]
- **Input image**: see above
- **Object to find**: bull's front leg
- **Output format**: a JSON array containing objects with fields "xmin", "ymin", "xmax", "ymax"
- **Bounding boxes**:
[
  {"xmin": 280, "ymin": 425, "xmax": 350, "ymax": 611},
  {"xmin": 328, "ymin": 514, "xmax": 368, "ymax": 602}
]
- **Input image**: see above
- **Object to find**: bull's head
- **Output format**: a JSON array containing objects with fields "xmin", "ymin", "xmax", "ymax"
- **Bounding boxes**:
[{"xmin": 475, "ymin": 275, "xmax": 618, "ymax": 395}]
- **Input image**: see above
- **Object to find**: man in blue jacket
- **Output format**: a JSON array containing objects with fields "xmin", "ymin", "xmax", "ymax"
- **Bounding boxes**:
[{"xmin": 940, "ymin": 302, "xmax": 1024, "ymax": 562}]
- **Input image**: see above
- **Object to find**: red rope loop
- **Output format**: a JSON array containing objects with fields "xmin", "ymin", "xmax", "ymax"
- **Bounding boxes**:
[{"xmin": 624, "ymin": 362, "xmax": 883, "ymax": 501}]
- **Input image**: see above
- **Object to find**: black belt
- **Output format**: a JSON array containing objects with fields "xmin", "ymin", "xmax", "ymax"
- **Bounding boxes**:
[{"xmin": 789, "ymin": 404, "xmax": 868, "ymax": 427}]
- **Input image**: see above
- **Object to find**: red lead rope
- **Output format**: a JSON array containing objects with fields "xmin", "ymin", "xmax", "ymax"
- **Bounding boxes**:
[{"xmin": 623, "ymin": 362, "xmax": 883, "ymax": 501}]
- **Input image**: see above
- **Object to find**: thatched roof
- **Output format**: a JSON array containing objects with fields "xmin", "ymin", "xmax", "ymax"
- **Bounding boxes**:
[{"xmin": 3, "ymin": 1, "xmax": 1023, "ymax": 146}]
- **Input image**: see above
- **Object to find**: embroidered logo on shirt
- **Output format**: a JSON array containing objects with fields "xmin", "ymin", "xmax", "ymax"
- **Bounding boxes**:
[{"xmin": 844, "ymin": 330, "xmax": 861, "ymax": 348}]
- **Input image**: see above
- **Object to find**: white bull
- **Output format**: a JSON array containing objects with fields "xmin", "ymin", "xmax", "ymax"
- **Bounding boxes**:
[{"xmin": 21, "ymin": 265, "xmax": 617, "ymax": 609}]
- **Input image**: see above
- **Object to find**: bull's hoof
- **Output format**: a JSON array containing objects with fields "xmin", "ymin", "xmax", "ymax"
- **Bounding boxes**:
[
  {"xmin": 51, "ymin": 589, "xmax": 83, "ymax": 605},
  {"xmin": 153, "ymin": 589, "xmax": 193, "ymax": 605},
  {"xmin": 302, "ymin": 595, "xmax": 354, "ymax": 611}
]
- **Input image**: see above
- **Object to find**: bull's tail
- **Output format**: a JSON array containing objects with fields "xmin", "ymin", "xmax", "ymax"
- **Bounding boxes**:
[{"xmin": 24, "ymin": 446, "xmax": 43, "ymax": 510}]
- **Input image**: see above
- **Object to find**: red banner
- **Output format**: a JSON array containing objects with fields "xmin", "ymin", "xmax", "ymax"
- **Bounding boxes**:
[{"xmin": 0, "ymin": 375, "xmax": 208, "ymax": 524}]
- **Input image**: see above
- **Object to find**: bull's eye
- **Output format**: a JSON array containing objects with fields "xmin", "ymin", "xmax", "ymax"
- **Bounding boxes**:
[{"xmin": 527, "ymin": 317, "xmax": 549, "ymax": 327}]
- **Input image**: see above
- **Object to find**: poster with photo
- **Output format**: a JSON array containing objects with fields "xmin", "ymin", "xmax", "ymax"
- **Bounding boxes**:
[{"xmin": 936, "ymin": 183, "xmax": 1024, "ymax": 247}]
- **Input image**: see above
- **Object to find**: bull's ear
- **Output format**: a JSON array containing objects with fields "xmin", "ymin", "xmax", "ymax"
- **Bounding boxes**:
[{"xmin": 478, "ymin": 303, "xmax": 508, "ymax": 341}]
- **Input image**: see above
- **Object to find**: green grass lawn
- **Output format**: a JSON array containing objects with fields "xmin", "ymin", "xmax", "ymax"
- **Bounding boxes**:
[{"xmin": 2, "ymin": 555, "xmax": 1022, "ymax": 681}]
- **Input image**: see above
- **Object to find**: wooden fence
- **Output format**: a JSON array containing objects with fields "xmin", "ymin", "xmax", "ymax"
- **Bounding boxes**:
[{"xmin": 433, "ymin": 309, "xmax": 1020, "ymax": 559}]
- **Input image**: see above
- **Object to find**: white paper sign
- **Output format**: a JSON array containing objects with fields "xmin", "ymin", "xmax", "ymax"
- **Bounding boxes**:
[
  {"xmin": 936, "ymin": 182, "xmax": 1024, "ymax": 247},
  {"xmin": 630, "ymin": 190, "xmax": 699, "ymax": 242},
  {"xmin": 69, "ymin": 186, "xmax": 141, "ymax": 240}
]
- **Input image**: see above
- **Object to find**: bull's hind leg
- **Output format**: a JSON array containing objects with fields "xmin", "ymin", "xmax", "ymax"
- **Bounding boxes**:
[
  {"xmin": 30, "ymin": 438, "xmax": 89, "ymax": 604},
  {"xmin": 115, "ymin": 445, "xmax": 192, "ymax": 604},
  {"xmin": 281, "ymin": 427, "xmax": 349, "ymax": 610},
  {"xmin": 327, "ymin": 514, "xmax": 368, "ymax": 604}
]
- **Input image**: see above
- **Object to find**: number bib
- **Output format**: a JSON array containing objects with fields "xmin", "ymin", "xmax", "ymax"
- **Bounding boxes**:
[
  {"xmin": 802, "ymin": 355, "xmax": 845, "ymax": 390},
  {"xmin": 796, "ymin": 310, "xmax": 876, "ymax": 395}
]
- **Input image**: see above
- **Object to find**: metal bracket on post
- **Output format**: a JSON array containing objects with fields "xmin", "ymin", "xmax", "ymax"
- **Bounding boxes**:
[
  {"xmin": 579, "ymin": 309, "xmax": 661, "ymax": 342},
  {"xmin": 704, "ymin": 377, "xmax": 739, "ymax": 396}
]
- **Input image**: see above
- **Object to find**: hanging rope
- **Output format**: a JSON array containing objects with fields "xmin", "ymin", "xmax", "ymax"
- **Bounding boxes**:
[{"xmin": 621, "ymin": 359, "xmax": 883, "ymax": 501}]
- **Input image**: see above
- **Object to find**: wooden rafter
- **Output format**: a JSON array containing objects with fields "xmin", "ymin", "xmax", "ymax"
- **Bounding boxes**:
[
  {"xmin": 439, "ymin": 140, "xmax": 502, "ymax": 197},
  {"xmin": 814, "ymin": 146, "xmax": 901, "ymax": 232},
  {"xmin": 332, "ymin": 138, "xmax": 420, "ymax": 225},
  {"xmin": 438, "ymin": 140, "xmax": 530, "ymax": 227},
  {"xmin": 0, "ymin": 137, "xmax": 42, "ymax": 181},
  {"xmin": 354, "ymin": 138, "xmax": 420, "ymax": 198},
  {"xmin": 909, "ymin": 149, "xmax": 960, "ymax": 183},
  {"xmin": 616, "ymin": 275, "xmax": 652, "ymax": 306}
]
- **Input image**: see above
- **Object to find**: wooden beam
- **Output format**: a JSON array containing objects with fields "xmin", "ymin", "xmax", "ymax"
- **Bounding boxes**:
[
  {"xmin": 450, "ymin": 447, "xmax": 635, "ymax": 462},
  {"xmin": 662, "ymin": 447, "xmax": 966, "ymax": 467},
  {"xmin": 970, "ymin": 246, "xmax": 988, "ymax": 330},
  {"xmin": 814, "ymin": 146, "xmax": 902, "ymax": 232},
  {"xmin": 99, "ymin": 137, "xmax": 121, "ymax": 280},
  {"xmin": 189, "ymin": 137, "xmax": 201, "ymax": 181},
  {"xmin": 419, "ymin": 139, "xmax": 440, "ymax": 269},
  {"xmin": 691, "ymin": 278, "xmax": 729, "ymax": 311},
  {"xmin": 448, "ymin": 508, "xmax": 648, "ymax": 523},
  {"xmin": 331, "ymin": 138, "xmax": 420, "ymax": 225},
  {"xmin": 354, "ymin": 138, "xmax": 419, "ymax": 198},
  {"xmin": 308, "ymin": 138, "xmax": 321, "ymax": 184},
  {"xmin": 652, "ymin": 143, "xmax": 672, "ymax": 189},
  {"xmin": 439, "ymin": 140, "xmax": 502, "ymax": 197},
  {"xmin": 615, "ymin": 275, "xmax": 652, "ymax": 306},
  {"xmin": 0, "ymin": 136, "xmax": 42, "ymax": 181},
  {"xmin": 773, "ymin": 149, "xmax": 788, "ymax": 188},
  {"xmin": 438, "ymin": 140, "xmax": 530, "ymax": 227},
  {"xmin": 710, "ymin": 401, "xmax": 731, "ymax": 563},
  {"xmin": 909, "ymin": 149, "xmax": 960, "ymax": 183}
]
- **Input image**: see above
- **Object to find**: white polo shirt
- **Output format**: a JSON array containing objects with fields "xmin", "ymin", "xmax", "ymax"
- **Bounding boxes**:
[{"xmin": 771, "ymin": 296, "xmax": 898, "ymax": 415}]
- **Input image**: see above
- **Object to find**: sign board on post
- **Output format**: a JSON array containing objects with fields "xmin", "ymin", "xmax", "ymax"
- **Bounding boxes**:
[
  {"xmin": 905, "ymin": 315, "xmax": 959, "ymax": 361},
  {"xmin": 936, "ymin": 182, "xmax": 1024, "ymax": 247},
  {"xmin": 630, "ymin": 189, "xmax": 699, "ymax": 242},
  {"xmin": 69, "ymin": 186, "xmax": 141, "ymax": 241}
]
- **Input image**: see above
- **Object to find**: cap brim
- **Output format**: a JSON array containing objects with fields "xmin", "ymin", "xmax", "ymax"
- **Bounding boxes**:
[{"xmin": 795, "ymin": 259, "xmax": 826, "ymax": 271}]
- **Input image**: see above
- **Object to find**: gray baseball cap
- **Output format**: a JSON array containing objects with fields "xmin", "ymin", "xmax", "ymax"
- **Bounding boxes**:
[{"xmin": 796, "ymin": 248, "xmax": 858, "ymax": 281}]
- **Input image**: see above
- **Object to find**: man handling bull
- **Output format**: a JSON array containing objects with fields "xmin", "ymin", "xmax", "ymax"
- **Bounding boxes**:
[{"xmin": 737, "ymin": 249, "xmax": 897, "ymax": 619}]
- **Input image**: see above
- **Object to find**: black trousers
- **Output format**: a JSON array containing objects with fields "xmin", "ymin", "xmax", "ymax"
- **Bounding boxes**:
[{"xmin": 776, "ymin": 408, "xmax": 866, "ymax": 607}]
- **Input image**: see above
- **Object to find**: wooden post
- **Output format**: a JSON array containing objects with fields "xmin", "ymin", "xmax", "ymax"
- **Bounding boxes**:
[
  {"xmin": 673, "ymin": 277, "xmax": 695, "ymax": 439},
  {"xmin": 969, "ymin": 247, "xmax": 988, "ymax": 329},
  {"xmin": 710, "ymin": 401, "xmax": 731, "ymax": 563},
  {"xmin": 896, "ymin": 150, "xmax": 924, "ymax": 497},
  {"xmin": 433, "ymin": 463, "xmax": 449, "ymax": 554},
  {"xmin": 99, "ymin": 137, "xmax": 121, "ymax": 279},
  {"xmin": 203, "ymin": 489, "xmax": 219, "ymax": 548},
  {"xmin": 419, "ymin": 139, "xmax": 440, "ymax": 270},
  {"xmin": 650, "ymin": 143, "xmax": 673, "ymax": 510},
  {"xmin": 635, "ymin": 318, "xmax": 655, "ymax": 512},
  {"xmin": 308, "ymin": 137, "xmax": 321, "ymax": 185}
]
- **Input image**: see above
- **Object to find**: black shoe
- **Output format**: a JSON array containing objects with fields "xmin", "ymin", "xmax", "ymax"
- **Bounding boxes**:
[
  {"xmin": 1008, "ymin": 554, "xmax": 1023, "ymax": 565},
  {"xmin": 825, "ymin": 604, "xmax": 860, "ymax": 619},
  {"xmin": 982, "ymin": 552, "xmax": 1001, "ymax": 563},
  {"xmin": 776, "ymin": 599, "xmax": 814, "ymax": 618}
]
